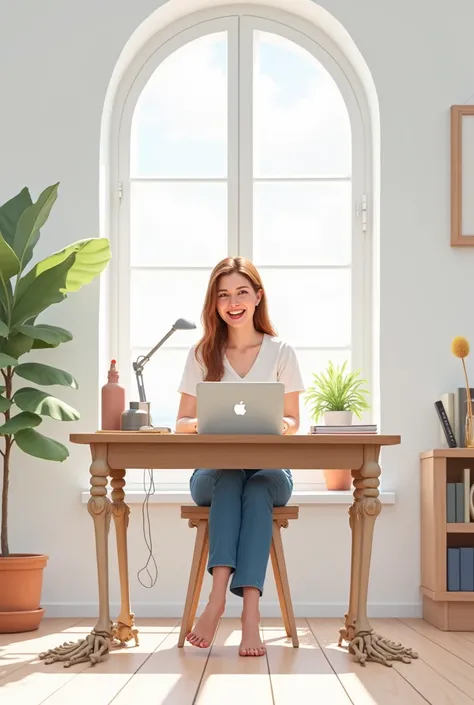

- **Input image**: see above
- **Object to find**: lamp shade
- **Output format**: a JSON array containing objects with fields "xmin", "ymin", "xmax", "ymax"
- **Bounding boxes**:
[{"xmin": 173, "ymin": 318, "xmax": 196, "ymax": 330}]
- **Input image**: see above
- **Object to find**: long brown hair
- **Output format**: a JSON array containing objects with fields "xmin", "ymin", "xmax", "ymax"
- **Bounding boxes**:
[{"xmin": 195, "ymin": 257, "xmax": 277, "ymax": 381}]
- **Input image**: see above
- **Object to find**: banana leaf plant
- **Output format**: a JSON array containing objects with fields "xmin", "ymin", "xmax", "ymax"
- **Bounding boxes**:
[{"xmin": 0, "ymin": 183, "xmax": 111, "ymax": 556}]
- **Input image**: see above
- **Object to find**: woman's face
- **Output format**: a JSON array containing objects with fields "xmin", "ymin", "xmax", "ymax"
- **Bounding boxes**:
[{"xmin": 216, "ymin": 272, "xmax": 262, "ymax": 329}]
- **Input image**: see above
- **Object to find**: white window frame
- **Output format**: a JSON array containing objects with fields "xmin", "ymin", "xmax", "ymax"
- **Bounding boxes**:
[{"xmin": 109, "ymin": 4, "xmax": 373, "ymax": 491}]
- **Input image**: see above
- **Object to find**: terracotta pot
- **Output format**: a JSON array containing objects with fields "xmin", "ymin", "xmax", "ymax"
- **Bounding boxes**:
[
  {"xmin": 322, "ymin": 410, "xmax": 353, "ymax": 490},
  {"xmin": 324, "ymin": 469, "xmax": 352, "ymax": 491},
  {"xmin": 0, "ymin": 554, "xmax": 48, "ymax": 633}
]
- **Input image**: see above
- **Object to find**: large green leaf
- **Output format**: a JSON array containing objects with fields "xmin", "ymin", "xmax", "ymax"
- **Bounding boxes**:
[
  {"xmin": 0, "ymin": 278, "xmax": 13, "ymax": 325},
  {"xmin": 0, "ymin": 187, "xmax": 32, "ymax": 248},
  {"xmin": 0, "ymin": 396, "xmax": 12, "ymax": 412},
  {"xmin": 13, "ymin": 183, "xmax": 59, "ymax": 270},
  {"xmin": 0, "ymin": 320, "xmax": 8, "ymax": 337},
  {"xmin": 0, "ymin": 332, "xmax": 33, "ymax": 359},
  {"xmin": 14, "ymin": 362, "xmax": 78, "ymax": 388},
  {"xmin": 14, "ymin": 387, "xmax": 80, "ymax": 421},
  {"xmin": 0, "ymin": 235, "xmax": 20, "ymax": 324},
  {"xmin": 0, "ymin": 234, "xmax": 21, "ymax": 280},
  {"xmin": 14, "ymin": 428, "xmax": 68, "ymax": 461},
  {"xmin": 11, "ymin": 252, "xmax": 75, "ymax": 326},
  {"xmin": 15, "ymin": 238, "xmax": 111, "ymax": 304},
  {"xmin": 0, "ymin": 352, "xmax": 19, "ymax": 368},
  {"xmin": 18, "ymin": 323, "xmax": 72, "ymax": 347},
  {"xmin": 0, "ymin": 411, "xmax": 42, "ymax": 434}
]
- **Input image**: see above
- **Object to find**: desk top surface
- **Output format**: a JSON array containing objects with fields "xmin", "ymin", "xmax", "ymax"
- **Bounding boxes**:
[{"xmin": 70, "ymin": 432, "xmax": 401, "ymax": 446}]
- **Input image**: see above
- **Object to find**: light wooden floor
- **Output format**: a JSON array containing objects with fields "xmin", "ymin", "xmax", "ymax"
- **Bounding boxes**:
[{"xmin": 1, "ymin": 617, "xmax": 474, "ymax": 704}]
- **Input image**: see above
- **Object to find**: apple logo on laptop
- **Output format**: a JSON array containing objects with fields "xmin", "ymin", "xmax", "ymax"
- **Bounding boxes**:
[{"xmin": 234, "ymin": 401, "xmax": 246, "ymax": 416}]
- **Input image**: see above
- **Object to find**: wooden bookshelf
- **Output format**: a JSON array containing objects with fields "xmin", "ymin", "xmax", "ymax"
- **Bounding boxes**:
[{"xmin": 420, "ymin": 449, "xmax": 474, "ymax": 630}]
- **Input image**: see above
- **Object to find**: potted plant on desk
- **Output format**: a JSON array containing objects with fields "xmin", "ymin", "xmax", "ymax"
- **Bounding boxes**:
[
  {"xmin": 304, "ymin": 361, "xmax": 370, "ymax": 490},
  {"xmin": 0, "ymin": 183, "xmax": 111, "ymax": 633}
]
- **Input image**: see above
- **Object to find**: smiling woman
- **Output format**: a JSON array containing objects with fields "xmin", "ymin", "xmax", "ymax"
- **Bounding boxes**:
[{"xmin": 175, "ymin": 255, "xmax": 304, "ymax": 657}]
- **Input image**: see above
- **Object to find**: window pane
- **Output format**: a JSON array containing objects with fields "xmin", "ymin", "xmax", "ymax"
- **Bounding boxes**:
[
  {"xmin": 130, "ymin": 181, "xmax": 227, "ymax": 267},
  {"xmin": 253, "ymin": 31, "xmax": 351, "ymax": 177},
  {"xmin": 253, "ymin": 181, "xmax": 351, "ymax": 266},
  {"xmin": 131, "ymin": 32, "xmax": 227, "ymax": 178},
  {"xmin": 260, "ymin": 267, "xmax": 351, "ymax": 347},
  {"xmin": 130, "ymin": 269, "xmax": 209, "ymax": 348}
]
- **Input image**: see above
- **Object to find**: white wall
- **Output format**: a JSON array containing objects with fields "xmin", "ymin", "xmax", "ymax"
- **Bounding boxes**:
[{"xmin": 1, "ymin": 0, "xmax": 474, "ymax": 618}]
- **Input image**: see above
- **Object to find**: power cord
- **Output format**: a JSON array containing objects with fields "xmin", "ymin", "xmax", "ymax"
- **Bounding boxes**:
[{"xmin": 136, "ymin": 468, "xmax": 158, "ymax": 588}]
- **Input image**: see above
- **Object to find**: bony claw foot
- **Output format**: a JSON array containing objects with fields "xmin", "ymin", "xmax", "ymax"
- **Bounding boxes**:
[
  {"xmin": 111, "ymin": 621, "xmax": 140, "ymax": 648},
  {"xmin": 39, "ymin": 630, "xmax": 110, "ymax": 668},
  {"xmin": 345, "ymin": 630, "xmax": 418, "ymax": 667}
]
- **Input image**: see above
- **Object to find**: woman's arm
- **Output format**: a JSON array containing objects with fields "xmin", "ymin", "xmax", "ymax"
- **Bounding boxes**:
[
  {"xmin": 282, "ymin": 391, "xmax": 300, "ymax": 435},
  {"xmin": 176, "ymin": 392, "xmax": 198, "ymax": 433}
]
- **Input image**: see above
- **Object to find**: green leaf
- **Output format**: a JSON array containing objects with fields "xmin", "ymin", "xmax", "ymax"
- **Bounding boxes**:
[
  {"xmin": 0, "ymin": 352, "xmax": 19, "ymax": 368},
  {"xmin": 0, "ymin": 278, "xmax": 13, "ymax": 324},
  {"xmin": 0, "ymin": 187, "xmax": 32, "ymax": 248},
  {"xmin": 0, "ymin": 411, "xmax": 42, "ymax": 434},
  {"xmin": 17, "ymin": 323, "xmax": 72, "ymax": 347},
  {"xmin": 0, "ymin": 332, "xmax": 33, "ymax": 359},
  {"xmin": 0, "ymin": 396, "xmax": 12, "ymax": 412},
  {"xmin": 0, "ymin": 234, "xmax": 21, "ymax": 324},
  {"xmin": 14, "ymin": 362, "xmax": 78, "ymax": 388},
  {"xmin": 0, "ymin": 233, "xmax": 21, "ymax": 280},
  {"xmin": 14, "ymin": 428, "xmax": 68, "ymax": 461},
  {"xmin": 11, "ymin": 252, "xmax": 75, "ymax": 326},
  {"xmin": 15, "ymin": 238, "xmax": 111, "ymax": 303},
  {"xmin": 14, "ymin": 387, "xmax": 80, "ymax": 421},
  {"xmin": 13, "ymin": 183, "xmax": 59, "ymax": 270},
  {"xmin": 0, "ymin": 320, "xmax": 8, "ymax": 337}
]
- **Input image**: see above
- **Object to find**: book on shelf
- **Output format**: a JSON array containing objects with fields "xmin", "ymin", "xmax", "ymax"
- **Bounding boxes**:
[
  {"xmin": 447, "ymin": 547, "xmax": 474, "ymax": 591},
  {"xmin": 438, "ymin": 388, "xmax": 474, "ymax": 447},
  {"xmin": 446, "ymin": 469, "xmax": 474, "ymax": 522},
  {"xmin": 434, "ymin": 400, "xmax": 457, "ymax": 447},
  {"xmin": 309, "ymin": 424, "xmax": 377, "ymax": 434}
]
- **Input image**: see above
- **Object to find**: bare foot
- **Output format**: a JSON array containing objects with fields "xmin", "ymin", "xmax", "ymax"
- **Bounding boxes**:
[
  {"xmin": 239, "ymin": 610, "xmax": 266, "ymax": 657},
  {"xmin": 186, "ymin": 599, "xmax": 225, "ymax": 648}
]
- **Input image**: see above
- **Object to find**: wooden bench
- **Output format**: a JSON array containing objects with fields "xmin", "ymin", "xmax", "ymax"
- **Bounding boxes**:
[{"xmin": 178, "ymin": 504, "xmax": 299, "ymax": 648}]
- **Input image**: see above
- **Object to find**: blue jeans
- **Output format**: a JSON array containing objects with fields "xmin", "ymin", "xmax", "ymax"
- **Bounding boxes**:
[{"xmin": 189, "ymin": 469, "xmax": 293, "ymax": 598}]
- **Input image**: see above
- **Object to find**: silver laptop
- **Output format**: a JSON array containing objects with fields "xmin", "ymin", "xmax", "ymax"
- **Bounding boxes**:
[{"xmin": 196, "ymin": 382, "xmax": 284, "ymax": 435}]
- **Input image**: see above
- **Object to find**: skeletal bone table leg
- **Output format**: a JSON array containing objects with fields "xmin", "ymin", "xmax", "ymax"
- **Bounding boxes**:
[
  {"xmin": 338, "ymin": 445, "xmax": 418, "ymax": 667},
  {"xmin": 39, "ymin": 445, "xmax": 113, "ymax": 667},
  {"xmin": 110, "ymin": 469, "xmax": 139, "ymax": 648}
]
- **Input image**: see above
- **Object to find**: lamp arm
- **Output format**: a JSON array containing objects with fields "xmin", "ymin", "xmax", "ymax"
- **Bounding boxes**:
[{"xmin": 132, "ymin": 326, "xmax": 177, "ymax": 403}]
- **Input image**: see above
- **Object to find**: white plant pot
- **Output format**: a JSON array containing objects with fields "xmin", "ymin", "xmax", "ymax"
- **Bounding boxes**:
[{"xmin": 323, "ymin": 411, "xmax": 353, "ymax": 426}]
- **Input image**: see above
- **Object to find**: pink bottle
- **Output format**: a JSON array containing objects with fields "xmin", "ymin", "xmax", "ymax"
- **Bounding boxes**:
[{"xmin": 101, "ymin": 360, "xmax": 126, "ymax": 430}]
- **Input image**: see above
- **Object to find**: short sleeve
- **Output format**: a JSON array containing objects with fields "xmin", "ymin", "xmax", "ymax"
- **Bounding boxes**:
[
  {"xmin": 277, "ymin": 343, "xmax": 305, "ymax": 394},
  {"xmin": 177, "ymin": 346, "xmax": 204, "ymax": 397}
]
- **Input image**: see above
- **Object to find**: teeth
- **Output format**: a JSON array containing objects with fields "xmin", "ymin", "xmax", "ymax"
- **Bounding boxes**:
[{"xmin": 229, "ymin": 310, "xmax": 244, "ymax": 316}]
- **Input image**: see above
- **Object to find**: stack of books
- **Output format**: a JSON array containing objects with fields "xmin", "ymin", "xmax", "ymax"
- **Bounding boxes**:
[{"xmin": 309, "ymin": 424, "xmax": 377, "ymax": 434}]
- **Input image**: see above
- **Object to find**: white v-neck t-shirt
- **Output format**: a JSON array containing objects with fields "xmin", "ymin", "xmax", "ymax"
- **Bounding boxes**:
[{"xmin": 178, "ymin": 334, "xmax": 305, "ymax": 397}]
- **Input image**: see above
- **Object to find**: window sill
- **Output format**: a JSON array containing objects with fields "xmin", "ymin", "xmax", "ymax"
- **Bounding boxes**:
[{"xmin": 80, "ymin": 489, "xmax": 396, "ymax": 505}]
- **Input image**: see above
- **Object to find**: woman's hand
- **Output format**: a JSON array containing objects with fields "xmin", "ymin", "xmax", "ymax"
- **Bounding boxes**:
[
  {"xmin": 175, "ymin": 417, "xmax": 198, "ymax": 434},
  {"xmin": 176, "ymin": 393, "xmax": 198, "ymax": 433}
]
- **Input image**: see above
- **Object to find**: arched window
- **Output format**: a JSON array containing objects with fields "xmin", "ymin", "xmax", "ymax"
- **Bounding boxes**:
[{"xmin": 113, "ymin": 8, "xmax": 371, "ymax": 488}]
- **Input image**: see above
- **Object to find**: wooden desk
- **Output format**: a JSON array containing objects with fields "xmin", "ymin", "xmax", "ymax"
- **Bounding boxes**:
[{"xmin": 40, "ymin": 432, "xmax": 417, "ymax": 668}]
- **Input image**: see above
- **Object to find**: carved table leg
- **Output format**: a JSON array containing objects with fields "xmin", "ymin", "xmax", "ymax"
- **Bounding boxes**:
[
  {"xmin": 110, "ymin": 469, "xmax": 139, "ymax": 648},
  {"xmin": 339, "ymin": 445, "xmax": 418, "ymax": 667},
  {"xmin": 39, "ymin": 445, "xmax": 113, "ymax": 667}
]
